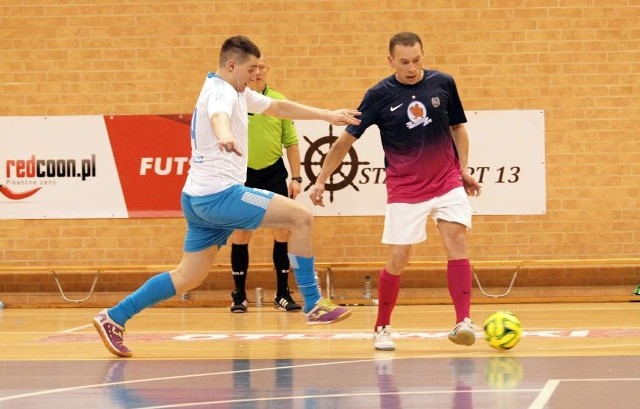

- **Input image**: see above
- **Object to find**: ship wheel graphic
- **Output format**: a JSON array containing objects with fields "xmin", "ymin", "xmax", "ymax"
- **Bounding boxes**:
[{"xmin": 302, "ymin": 125, "xmax": 370, "ymax": 202}]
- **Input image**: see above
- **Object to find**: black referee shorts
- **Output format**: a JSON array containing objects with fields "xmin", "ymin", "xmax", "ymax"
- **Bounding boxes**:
[{"xmin": 245, "ymin": 157, "xmax": 289, "ymax": 198}]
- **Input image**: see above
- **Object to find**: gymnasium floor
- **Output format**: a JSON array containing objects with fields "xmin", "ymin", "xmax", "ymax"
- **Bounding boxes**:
[{"xmin": 0, "ymin": 302, "xmax": 639, "ymax": 408}]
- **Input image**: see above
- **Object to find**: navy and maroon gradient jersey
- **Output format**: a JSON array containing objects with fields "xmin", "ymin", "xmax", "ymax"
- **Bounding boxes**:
[{"xmin": 346, "ymin": 69, "xmax": 467, "ymax": 204}]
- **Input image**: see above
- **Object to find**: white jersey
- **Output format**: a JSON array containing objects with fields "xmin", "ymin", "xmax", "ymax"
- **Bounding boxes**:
[{"xmin": 183, "ymin": 72, "xmax": 272, "ymax": 196}]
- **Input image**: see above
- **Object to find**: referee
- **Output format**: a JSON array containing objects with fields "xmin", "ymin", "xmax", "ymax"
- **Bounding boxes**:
[{"xmin": 229, "ymin": 57, "xmax": 303, "ymax": 313}]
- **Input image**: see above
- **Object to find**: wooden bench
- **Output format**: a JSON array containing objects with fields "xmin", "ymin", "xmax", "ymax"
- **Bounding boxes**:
[
  {"xmin": 1, "ymin": 258, "xmax": 638, "ymax": 305},
  {"xmin": 319, "ymin": 258, "xmax": 640, "ymax": 299}
]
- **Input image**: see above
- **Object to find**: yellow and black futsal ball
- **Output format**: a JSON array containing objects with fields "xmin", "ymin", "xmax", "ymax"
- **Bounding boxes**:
[{"xmin": 482, "ymin": 311, "xmax": 523, "ymax": 351}]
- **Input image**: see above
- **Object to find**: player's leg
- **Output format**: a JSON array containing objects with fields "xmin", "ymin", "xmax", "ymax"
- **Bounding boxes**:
[
  {"xmin": 377, "ymin": 244, "xmax": 410, "ymax": 326},
  {"xmin": 232, "ymin": 162, "xmax": 281, "ymax": 313},
  {"xmin": 433, "ymin": 186, "xmax": 474, "ymax": 346},
  {"xmin": 260, "ymin": 170, "xmax": 300, "ymax": 311},
  {"xmin": 438, "ymin": 220, "xmax": 472, "ymax": 319},
  {"xmin": 93, "ymin": 191, "xmax": 228, "ymax": 357},
  {"xmin": 374, "ymin": 201, "xmax": 429, "ymax": 351},
  {"xmin": 93, "ymin": 246, "xmax": 219, "ymax": 357},
  {"xmin": 260, "ymin": 194, "xmax": 350, "ymax": 324},
  {"xmin": 229, "ymin": 229, "xmax": 252, "ymax": 312},
  {"xmin": 439, "ymin": 220, "xmax": 475, "ymax": 346},
  {"xmin": 272, "ymin": 227, "xmax": 301, "ymax": 311},
  {"xmin": 373, "ymin": 244, "xmax": 410, "ymax": 351}
]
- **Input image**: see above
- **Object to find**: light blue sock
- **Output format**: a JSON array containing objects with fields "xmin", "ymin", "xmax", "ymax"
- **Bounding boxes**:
[
  {"xmin": 108, "ymin": 272, "xmax": 176, "ymax": 326},
  {"xmin": 288, "ymin": 254, "xmax": 321, "ymax": 313}
]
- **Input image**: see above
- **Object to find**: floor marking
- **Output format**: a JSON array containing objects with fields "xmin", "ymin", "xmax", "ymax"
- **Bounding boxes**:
[
  {"xmin": 134, "ymin": 388, "xmax": 542, "ymax": 409},
  {"xmin": 0, "ymin": 358, "xmax": 374, "ymax": 402},
  {"xmin": 1, "ymin": 353, "xmax": 636, "ymax": 404},
  {"xmin": 29, "ymin": 327, "xmax": 640, "ymax": 344},
  {"xmin": 0, "ymin": 354, "xmax": 510, "ymax": 403},
  {"xmin": 60, "ymin": 323, "xmax": 92, "ymax": 333},
  {"xmin": 528, "ymin": 378, "xmax": 640, "ymax": 409},
  {"xmin": 559, "ymin": 377, "xmax": 640, "ymax": 382},
  {"xmin": 528, "ymin": 379, "xmax": 559, "ymax": 409}
]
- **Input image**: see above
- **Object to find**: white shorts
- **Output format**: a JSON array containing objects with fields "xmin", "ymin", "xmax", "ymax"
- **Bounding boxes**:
[{"xmin": 382, "ymin": 187, "xmax": 472, "ymax": 245}]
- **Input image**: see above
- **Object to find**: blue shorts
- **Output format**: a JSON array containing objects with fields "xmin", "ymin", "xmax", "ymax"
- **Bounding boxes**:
[{"xmin": 181, "ymin": 185, "xmax": 275, "ymax": 252}]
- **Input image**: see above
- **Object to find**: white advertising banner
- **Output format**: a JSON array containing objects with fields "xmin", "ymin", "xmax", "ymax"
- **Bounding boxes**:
[
  {"xmin": 0, "ymin": 116, "xmax": 129, "ymax": 219},
  {"xmin": 0, "ymin": 110, "xmax": 544, "ymax": 219},
  {"xmin": 464, "ymin": 110, "xmax": 546, "ymax": 215},
  {"xmin": 293, "ymin": 110, "xmax": 546, "ymax": 216}
]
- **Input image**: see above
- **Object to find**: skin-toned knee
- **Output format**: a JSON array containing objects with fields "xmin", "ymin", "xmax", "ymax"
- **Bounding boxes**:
[
  {"xmin": 386, "ymin": 245, "xmax": 412, "ymax": 275},
  {"xmin": 170, "ymin": 268, "xmax": 208, "ymax": 293},
  {"xmin": 289, "ymin": 201, "xmax": 313, "ymax": 230},
  {"xmin": 442, "ymin": 234, "xmax": 467, "ymax": 259},
  {"xmin": 438, "ymin": 221, "xmax": 468, "ymax": 259},
  {"xmin": 231, "ymin": 229, "xmax": 253, "ymax": 244},
  {"xmin": 272, "ymin": 228, "xmax": 290, "ymax": 242}
]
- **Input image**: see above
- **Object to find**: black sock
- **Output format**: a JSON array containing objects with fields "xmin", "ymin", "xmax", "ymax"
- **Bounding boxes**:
[
  {"xmin": 273, "ymin": 240, "xmax": 290, "ymax": 296},
  {"xmin": 231, "ymin": 243, "xmax": 249, "ymax": 295}
]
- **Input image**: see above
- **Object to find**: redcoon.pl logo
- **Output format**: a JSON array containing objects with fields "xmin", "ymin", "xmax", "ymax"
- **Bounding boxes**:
[{"xmin": 2, "ymin": 154, "xmax": 96, "ymax": 200}]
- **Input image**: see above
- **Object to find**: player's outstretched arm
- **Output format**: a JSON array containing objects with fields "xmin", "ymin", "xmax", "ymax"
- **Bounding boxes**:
[{"xmin": 264, "ymin": 99, "xmax": 361, "ymax": 126}]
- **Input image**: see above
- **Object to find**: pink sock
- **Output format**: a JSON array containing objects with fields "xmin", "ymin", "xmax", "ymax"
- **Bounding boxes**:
[
  {"xmin": 375, "ymin": 268, "xmax": 401, "ymax": 330},
  {"xmin": 447, "ymin": 259, "xmax": 472, "ymax": 323}
]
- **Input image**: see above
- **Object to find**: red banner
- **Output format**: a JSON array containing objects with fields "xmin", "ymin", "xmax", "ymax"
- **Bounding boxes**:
[{"xmin": 105, "ymin": 115, "xmax": 191, "ymax": 217}]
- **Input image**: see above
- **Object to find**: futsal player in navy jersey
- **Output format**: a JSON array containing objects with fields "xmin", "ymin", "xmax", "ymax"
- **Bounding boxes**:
[{"xmin": 310, "ymin": 32, "xmax": 482, "ymax": 351}]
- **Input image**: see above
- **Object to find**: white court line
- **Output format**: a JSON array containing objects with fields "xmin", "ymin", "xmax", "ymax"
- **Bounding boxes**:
[
  {"xmin": 0, "ymin": 352, "xmax": 487, "ymax": 403},
  {"xmin": 528, "ymin": 379, "xmax": 559, "ymax": 409},
  {"xmin": 60, "ymin": 324, "xmax": 92, "ymax": 333},
  {"xmin": 0, "ymin": 358, "xmax": 379, "ymax": 402},
  {"xmin": 134, "ymin": 388, "xmax": 542, "ymax": 409},
  {"xmin": 562, "ymin": 378, "xmax": 640, "ymax": 382},
  {"xmin": 528, "ymin": 377, "xmax": 640, "ymax": 409}
]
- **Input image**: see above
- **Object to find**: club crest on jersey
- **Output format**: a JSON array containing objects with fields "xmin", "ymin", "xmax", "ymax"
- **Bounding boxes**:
[
  {"xmin": 431, "ymin": 97, "xmax": 440, "ymax": 108},
  {"xmin": 405, "ymin": 101, "xmax": 433, "ymax": 129}
]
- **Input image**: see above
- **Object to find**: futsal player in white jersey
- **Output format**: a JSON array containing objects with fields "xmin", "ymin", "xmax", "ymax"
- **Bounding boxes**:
[{"xmin": 93, "ymin": 35, "xmax": 359, "ymax": 357}]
